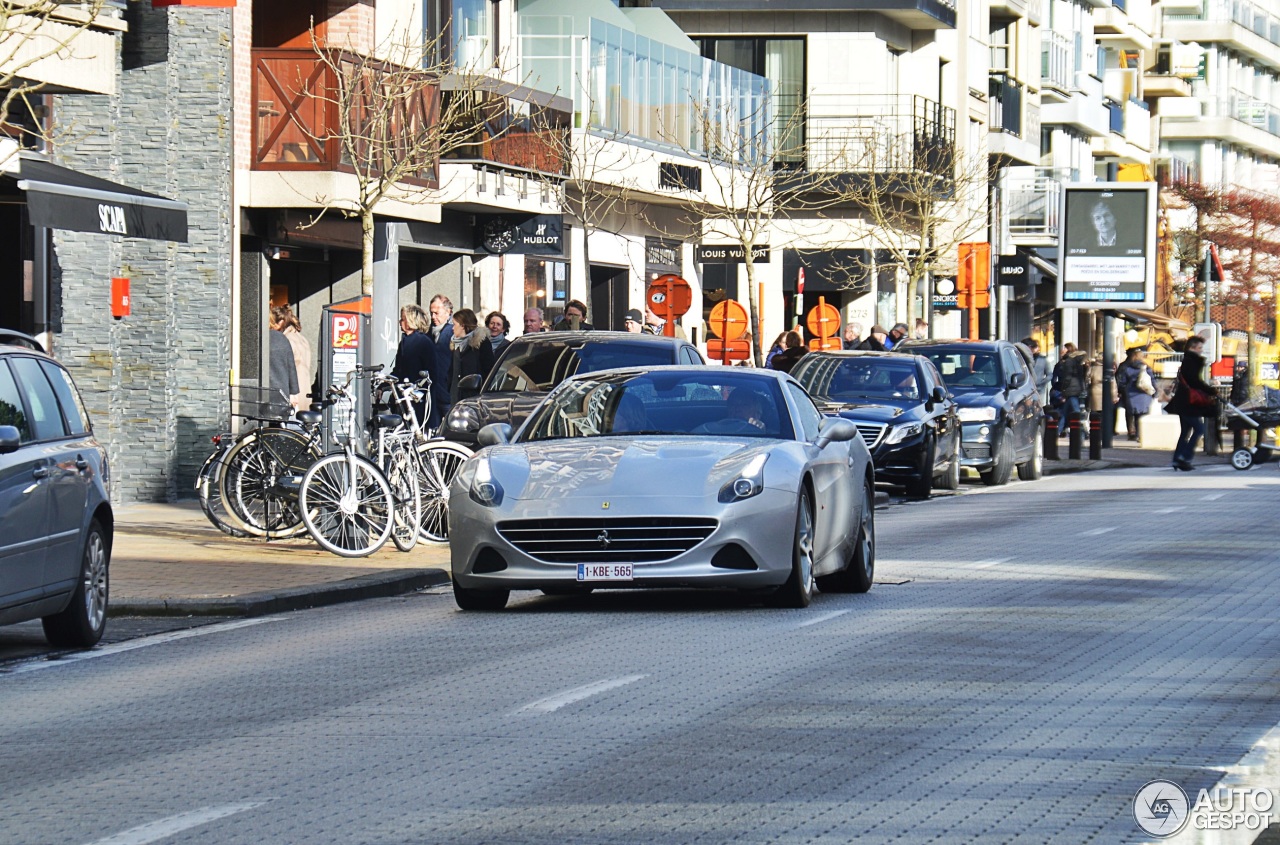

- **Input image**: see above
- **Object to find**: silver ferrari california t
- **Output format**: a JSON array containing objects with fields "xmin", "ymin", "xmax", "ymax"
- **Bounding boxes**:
[{"xmin": 448, "ymin": 366, "xmax": 876, "ymax": 610}]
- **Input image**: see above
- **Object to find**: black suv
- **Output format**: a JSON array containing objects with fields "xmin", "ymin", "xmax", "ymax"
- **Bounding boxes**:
[
  {"xmin": 893, "ymin": 339, "xmax": 1044, "ymax": 486},
  {"xmin": 442, "ymin": 331, "xmax": 705, "ymax": 447},
  {"xmin": 0, "ymin": 330, "xmax": 112, "ymax": 646}
]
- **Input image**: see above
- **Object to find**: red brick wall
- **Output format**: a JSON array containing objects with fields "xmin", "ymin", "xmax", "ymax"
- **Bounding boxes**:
[{"xmin": 325, "ymin": 0, "xmax": 374, "ymax": 52}]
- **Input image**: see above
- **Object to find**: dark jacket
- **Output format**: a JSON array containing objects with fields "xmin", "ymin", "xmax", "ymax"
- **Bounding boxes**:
[
  {"xmin": 1115, "ymin": 359, "xmax": 1157, "ymax": 417},
  {"xmin": 490, "ymin": 336, "xmax": 512, "ymax": 360},
  {"xmin": 551, "ymin": 318, "xmax": 595, "ymax": 332},
  {"xmin": 770, "ymin": 346, "xmax": 807, "ymax": 374},
  {"xmin": 268, "ymin": 329, "xmax": 299, "ymax": 404},
  {"xmin": 431, "ymin": 318, "xmax": 455, "ymax": 413},
  {"xmin": 392, "ymin": 330, "xmax": 442, "ymax": 430},
  {"xmin": 1052, "ymin": 353, "xmax": 1087, "ymax": 399},
  {"xmin": 1165, "ymin": 350, "xmax": 1217, "ymax": 417},
  {"xmin": 856, "ymin": 336, "xmax": 886, "ymax": 352},
  {"xmin": 450, "ymin": 328, "xmax": 497, "ymax": 404}
]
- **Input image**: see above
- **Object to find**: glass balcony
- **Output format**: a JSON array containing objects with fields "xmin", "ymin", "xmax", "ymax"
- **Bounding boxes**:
[
  {"xmin": 1156, "ymin": 155, "xmax": 1198, "ymax": 186},
  {"xmin": 1166, "ymin": 0, "xmax": 1280, "ymax": 51},
  {"xmin": 1220, "ymin": 88, "xmax": 1280, "ymax": 136},
  {"xmin": 1041, "ymin": 31, "xmax": 1073, "ymax": 92},
  {"xmin": 1106, "ymin": 99, "xmax": 1124, "ymax": 133},
  {"xmin": 518, "ymin": 15, "xmax": 771, "ymax": 167},
  {"xmin": 1000, "ymin": 167, "xmax": 1077, "ymax": 242},
  {"xmin": 989, "ymin": 72, "xmax": 1024, "ymax": 136},
  {"xmin": 804, "ymin": 95, "xmax": 956, "ymax": 180}
]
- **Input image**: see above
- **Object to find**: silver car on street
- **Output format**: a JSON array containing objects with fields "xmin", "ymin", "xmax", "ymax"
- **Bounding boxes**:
[{"xmin": 449, "ymin": 367, "xmax": 875, "ymax": 610}]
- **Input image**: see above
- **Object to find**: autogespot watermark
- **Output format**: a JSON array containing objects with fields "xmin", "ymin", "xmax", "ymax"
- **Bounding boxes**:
[{"xmin": 1133, "ymin": 780, "xmax": 1275, "ymax": 838}]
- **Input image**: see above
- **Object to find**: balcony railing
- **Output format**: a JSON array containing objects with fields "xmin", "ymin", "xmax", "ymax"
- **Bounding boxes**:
[
  {"xmin": 1224, "ymin": 89, "xmax": 1280, "ymax": 137},
  {"xmin": 1157, "ymin": 155, "xmax": 1198, "ymax": 186},
  {"xmin": 1167, "ymin": 0, "xmax": 1280, "ymax": 51},
  {"xmin": 804, "ymin": 95, "xmax": 956, "ymax": 180},
  {"xmin": 990, "ymin": 72, "xmax": 1024, "ymax": 136},
  {"xmin": 1042, "ymin": 31, "xmax": 1073, "ymax": 91},
  {"xmin": 1000, "ymin": 167, "xmax": 1077, "ymax": 241},
  {"xmin": 1106, "ymin": 99, "xmax": 1124, "ymax": 133},
  {"xmin": 251, "ymin": 49, "xmax": 439, "ymax": 183}
]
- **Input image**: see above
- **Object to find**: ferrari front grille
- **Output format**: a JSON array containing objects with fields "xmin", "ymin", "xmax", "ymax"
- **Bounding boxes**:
[{"xmin": 497, "ymin": 517, "xmax": 718, "ymax": 563}]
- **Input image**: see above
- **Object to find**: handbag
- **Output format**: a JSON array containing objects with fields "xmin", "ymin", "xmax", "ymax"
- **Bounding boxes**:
[
  {"xmin": 1136, "ymin": 368, "xmax": 1155, "ymax": 396},
  {"xmin": 1180, "ymin": 375, "xmax": 1217, "ymax": 408}
]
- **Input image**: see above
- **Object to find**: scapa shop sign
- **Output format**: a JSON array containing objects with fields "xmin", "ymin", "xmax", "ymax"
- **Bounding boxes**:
[{"xmin": 99, "ymin": 204, "xmax": 127, "ymax": 235}]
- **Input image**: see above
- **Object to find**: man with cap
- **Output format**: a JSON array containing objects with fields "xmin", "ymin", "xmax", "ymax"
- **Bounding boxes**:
[
  {"xmin": 623, "ymin": 309, "xmax": 644, "ymax": 333},
  {"xmin": 857, "ymin": 325, "xmax": 889, "ymax": 352},
  {"xmin": 885, "ymin": 322, "xmax": 909, "ymax": 350}
]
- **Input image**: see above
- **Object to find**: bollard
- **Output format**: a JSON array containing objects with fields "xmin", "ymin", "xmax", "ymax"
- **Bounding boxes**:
[
  {"xmin": 1088, "ymin": 411, "xmax": 1103, "ymax": 460},
  {"xmin": 1068, "ymin": 412, "xmax": 1083, "ymax": 459},
  {"xmin": 1044, "ymin": 412, "xmax": 1059, "ymax": 461},
  {"xmin": 1204, "ymin": 420, "xmax": 1219, "ymax": 456}
]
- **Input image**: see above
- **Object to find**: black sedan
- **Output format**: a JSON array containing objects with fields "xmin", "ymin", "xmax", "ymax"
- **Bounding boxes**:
[
  {"xmin": 791, "ymin": 350, "xmax": 961, "ymax": 498},
  {"xmin": 441, "ymin": 331, "xmax": 705, "ymax": 447},
  {"xmin": 893, "ymin": 339, "xmax": 1044, "ymax": 486}
]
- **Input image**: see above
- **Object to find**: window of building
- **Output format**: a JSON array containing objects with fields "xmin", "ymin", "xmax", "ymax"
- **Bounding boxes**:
[{"xmin": 697, "ymin": 37, "xmax": 806, "ymax": 165}]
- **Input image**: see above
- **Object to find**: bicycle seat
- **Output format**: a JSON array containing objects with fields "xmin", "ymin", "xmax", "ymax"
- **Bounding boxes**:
[
  {"xmin": 296, "ymin": 410, "xmax": 323, "ymax": 427},
  {"xmin": 375, "ymin": 413, "xmax": 403, "ymax": 429}
]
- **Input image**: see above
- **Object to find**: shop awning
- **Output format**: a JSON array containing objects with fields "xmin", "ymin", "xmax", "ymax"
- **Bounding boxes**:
[
  {"xmin": 1114, "ymin": 308, "xmax": 1192, "ymax": 331},
  {"xmin": 9, "ymin": 156, "xmax": 188, "ymax": 243}
]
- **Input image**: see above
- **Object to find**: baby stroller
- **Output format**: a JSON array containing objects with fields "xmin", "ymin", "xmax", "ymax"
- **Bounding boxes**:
[{"xmin": 1223, "ymin": 386, "xmax": 1280, "ymax": 470}]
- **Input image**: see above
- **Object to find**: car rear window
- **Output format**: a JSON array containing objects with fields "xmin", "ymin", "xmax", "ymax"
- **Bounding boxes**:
[
  {"xmin": 0, "ymin": 361, "xmax": 31, "ymax": 441},
  {"xmin": 40, "ymin": 360, "xmax": 90, "ymax": 435},
  {"xmin": 10, "ymin": 356, "xmax": 68, "ymax": 441},
  {"xmin": 484, "ymin": 340, "xmax": 677, "ymax": 393}
]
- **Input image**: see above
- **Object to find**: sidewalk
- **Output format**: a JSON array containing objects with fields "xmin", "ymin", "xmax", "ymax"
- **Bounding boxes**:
[
  {"xmin": 1041, "ymin": 434, "xmax": 1232, "ymax": 474},
  {"xmin": 108, "ymin": 439, "xmax": 1228, "ymax": 618}
]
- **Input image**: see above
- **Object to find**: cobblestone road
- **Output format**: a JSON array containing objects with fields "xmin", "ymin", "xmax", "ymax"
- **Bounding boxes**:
[{"xmin": 2, "ymin": 464, "xmax": 1278, "ymax": 844}]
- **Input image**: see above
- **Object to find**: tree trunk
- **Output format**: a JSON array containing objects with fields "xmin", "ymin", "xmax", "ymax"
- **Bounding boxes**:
[
  {"xmin": 361, "ymin": 208, "xmax": 375, "ymax": 297},
  {"xmin": 744, "ymin": 246, "xmax": 761, "ymax": 367}
]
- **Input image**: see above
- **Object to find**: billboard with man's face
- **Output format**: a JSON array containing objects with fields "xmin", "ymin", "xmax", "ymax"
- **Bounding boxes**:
[{"xmin": 1056, "ymin": 182, "xmax": 1157, "ymax": 309}]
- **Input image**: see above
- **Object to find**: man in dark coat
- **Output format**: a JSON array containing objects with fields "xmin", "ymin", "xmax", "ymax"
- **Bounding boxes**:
[{"xmin": 429, "ymin": 294, "xmax": 455, "ymax": 415}]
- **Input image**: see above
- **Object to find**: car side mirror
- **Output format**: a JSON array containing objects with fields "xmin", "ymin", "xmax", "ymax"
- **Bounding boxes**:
[
  {"xmin": 458, "ymin": 374, "xmax": 483, "ymax": 396},
  {"xmin": 1008, "ymin": 372, "xmax": 1026, "ymax": 389},
  {"xmin": 477, "ymin": 422, "xmax": 512, "ymax": 447},
  {"xmin": 0, "ymin": 425, "xmax": 19, "ymax": 454},
  {"xmin": 930, "ymin": 385, "xmax": 947, "ymax": 404},
  {"xmin": 814, "ymin": 417, "xmax": 857, "ymax": 449}
]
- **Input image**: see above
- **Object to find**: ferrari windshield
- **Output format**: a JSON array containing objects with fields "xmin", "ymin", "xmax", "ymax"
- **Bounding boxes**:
[
  {"xmin": 793, "ymin": 356, "xmax": 921, "ymax": 401},
  {"xmin": 519, "ymin": 370, "xmax": 795, "ymax": 442},
  {"xmin": 484, "ymin": 340, "xmax": 677, "ymax": 393}
]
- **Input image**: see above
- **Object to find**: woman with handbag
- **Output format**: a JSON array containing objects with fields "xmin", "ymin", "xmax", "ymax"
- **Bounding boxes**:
[
  {"xmin": 1164, "ymin": 336, "xmax": 1218, "ymax": 471},
  {"xmin": 1115, "ymin": 347, "xmax": 1158, "ymax": 441}
]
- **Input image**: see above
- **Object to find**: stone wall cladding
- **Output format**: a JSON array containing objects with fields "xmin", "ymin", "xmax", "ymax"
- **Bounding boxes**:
[{"xmin": 54, "ymin": 5, "xmax": 233, "ymax": 503}]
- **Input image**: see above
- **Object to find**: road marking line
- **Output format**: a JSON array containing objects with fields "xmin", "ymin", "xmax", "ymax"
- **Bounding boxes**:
[
  {"xmin": 1154, "ymin": 506, "xmax": 1186, "ymax": 514},
  {"xmin": 515, "ymin": 675, "xmax": 646, "ymax": 715},
  {"xmin": 795, "ymin": 609, "xmax": 849, "ymax": 628},
  {"xmin": 1083, "ymin": 527, "xmax": 1117, "ymax": 536},
  {"xmin": 1203, "ymin": 492, "xmax": 1227, "ymax": 501},
  {"xmin": 85, "ymin": 802, "xmax": 265, "ymax": 845},
  {"xmin": 963, "ymin": 557, "xmax": 1011, "ymax": 570},
  {"xmin": 2, "ymin": 618, "xmax": 282, "ymax": 677}
]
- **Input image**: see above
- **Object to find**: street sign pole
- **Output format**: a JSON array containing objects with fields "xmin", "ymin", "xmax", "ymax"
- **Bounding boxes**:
[{"xmin": 1102, "ymin": 312, "xmax": 1114, "ymax": 449}]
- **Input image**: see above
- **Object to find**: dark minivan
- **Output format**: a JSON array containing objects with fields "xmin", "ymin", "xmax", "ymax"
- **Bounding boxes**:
[
  {"xmin": 442, "ymin": 331, "xmax": 705, "ymax": 447},
  {"xmin": 893, "ymin": 338, "xmax": 1044, "ymax": 486},
  {"xmin": 0, "ymin": 330, "xmax": 112, "ymax": 646}
]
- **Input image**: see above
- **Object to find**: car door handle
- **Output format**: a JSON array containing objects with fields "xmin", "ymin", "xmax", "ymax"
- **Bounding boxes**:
[{"xmin": 31, "ymin": 466, "xmax": 49, "ymax": 480}]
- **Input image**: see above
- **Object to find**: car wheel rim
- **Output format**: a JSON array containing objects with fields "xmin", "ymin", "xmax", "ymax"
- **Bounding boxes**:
[
  {"xmin": 798, "ymin": 497, "xmax": 814, "ymax": 596},
  {"xmin": 84, "ymin": 532, "xmax": 107, "ymax": 631}
]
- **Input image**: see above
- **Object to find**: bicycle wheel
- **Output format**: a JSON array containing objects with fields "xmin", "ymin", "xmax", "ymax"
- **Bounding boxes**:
[
  {"xmin": 221, "ymin": 426, "xmax": 319, "ymax": 539},
  {"xmin": 299, "ymin": 452, "xmax": 394, "ymax": 557},
  {"xmin": 415, "ymin": 441, "xmax": 474, "ymax": 543},
  {"xmin": 387, "ymin": 448, "xmax": 422, "ymax": 553},
  {"xmin": 196, "ymin": 443, "xmax": 253, "ymax": 538}
]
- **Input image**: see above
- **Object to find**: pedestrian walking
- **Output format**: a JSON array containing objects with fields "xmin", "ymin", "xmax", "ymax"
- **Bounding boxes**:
[
  {"xmin": 884, "ymin": 322, "xmax": 908, "ymax": 350},
  {"xmin": 1165, "ymin": 336, "xmax": 1219, "ymax": 471},
  {"xmin": 271, "ymin": 305, "xmax": 313, "ymax": 411},
  {"xmin": 623, "ymin": 309, "xmax": 644, "ymax": 333},
  {"xmin": 552, "ymin": 299, "xmax": 594, "ymax": 331},
  {"xmin": 1022, "ymin": 337, "xmax": 1051, "ymax": 402},
  {"xmin": 1052, "ymin": 342, "xmax": 1088, "ymax": 438},
  {"xmin": 449, "ymin": 308, "xmax": 497, "ymax": 405},
  {"xmin": 765, "ymin": 331, "xmax": 789, "ymax": 369},
  {"xmin": 393, "ymin": 304, "xmax": 442, "ymax": 430},
  {"xmin": 486, "ymin": 311, "xmax": 512, "ymax": 359},
  {"xmin": 523, "ymin": 307, "xmax": 546, "ymax": 335},
  {"xmin": 267, "ymin": 322, "xmax": 299, "ymax": 413},
  {"xmin": 857, "ymin": 325, "xmax": 889, "ymax": 352},
  {"xmin": 1115, "ymin": 347, "xmax": 1157, "ymax": 441}
]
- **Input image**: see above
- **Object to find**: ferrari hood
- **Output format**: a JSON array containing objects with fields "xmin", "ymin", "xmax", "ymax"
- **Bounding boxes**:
[{"xmin": 486, "ymin": 438, "xmax": 775, "ymax": 501}]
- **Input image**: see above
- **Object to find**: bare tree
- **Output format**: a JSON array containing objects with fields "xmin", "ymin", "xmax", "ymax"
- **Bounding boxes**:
[
  {"xmin": 260, "ymin": 27, "xmax": 552, "ymax": 294},
  {"xmin": 0, "ymin": 0, "xmax": 113, "ymax": 159}
]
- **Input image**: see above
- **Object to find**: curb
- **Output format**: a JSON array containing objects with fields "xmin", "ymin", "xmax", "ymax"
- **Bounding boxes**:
[{"xmin": 109, "ymin": 568, "xmax": 450, "ymax": 618}]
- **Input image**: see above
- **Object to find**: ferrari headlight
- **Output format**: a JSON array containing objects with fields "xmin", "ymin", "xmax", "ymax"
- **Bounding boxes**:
[
  {"xmin": 719, "ymin": 453, "xmax": 768, "ymax": 503},
  {"xmin": 447, "ymin": 403, "xmax": 481, "ymax": 433},
  {"xmin": 884, "ymin": 423, "xmax": 922, "ymax": 445},
  {"xmin": 957, "ymin": 406, "xmax": 998, "ymax": 422},
  {"xmin": 469, "ymin": 455, "xmax": 504, "ymax": 506}
]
